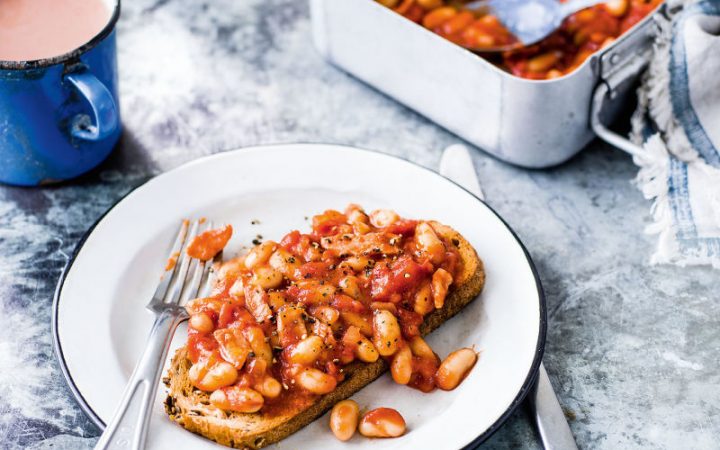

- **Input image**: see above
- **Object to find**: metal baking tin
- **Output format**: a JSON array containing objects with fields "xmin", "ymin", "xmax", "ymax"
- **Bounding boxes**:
[{"xmin": 310, "ymin": 0, "xmax": 664, "ymax": 168}]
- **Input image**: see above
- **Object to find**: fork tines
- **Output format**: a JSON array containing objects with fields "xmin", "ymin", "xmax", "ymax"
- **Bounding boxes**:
[{"xmin": 148, "ymin": 219, "xmax": 215, "ymax": 311}]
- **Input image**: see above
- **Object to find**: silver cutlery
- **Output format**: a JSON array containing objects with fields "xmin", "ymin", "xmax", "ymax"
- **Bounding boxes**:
[
  {"xmin": 439, "ymin": 144, "xmax": 578, "ymax": 450},
  {"xmin": 95, "ymin": 219, "xmax": 214, "ymax": 450},
  {"xmin": 460, "ymin": 0, "xmax": 607, "ymax": 52}
]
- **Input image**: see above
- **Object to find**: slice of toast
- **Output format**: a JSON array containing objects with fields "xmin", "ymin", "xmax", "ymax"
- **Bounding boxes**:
[{"xmin": 164, "ymin": 221, "xmax": 485, "ymax": 449}]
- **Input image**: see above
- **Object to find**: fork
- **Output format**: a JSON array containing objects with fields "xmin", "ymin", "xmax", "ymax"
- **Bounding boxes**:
[{"xmin": 95, "ymin": 219, "xmax": 215, "ymax": 450}]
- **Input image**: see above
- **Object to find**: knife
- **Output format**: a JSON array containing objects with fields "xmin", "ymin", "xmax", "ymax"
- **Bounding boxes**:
[{"xmin": 439, "ymin": 144, "xmax": 578, "ymax": 450}]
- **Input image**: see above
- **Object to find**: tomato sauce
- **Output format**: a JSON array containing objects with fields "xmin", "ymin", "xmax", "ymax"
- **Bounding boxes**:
[
  {"xmin": 184, "ymin": 205, "xmax": 463, "ymax": 414},
  {"xmin": 382, "ymin": 0, "xmax": 663, "ymax": 80},
  {"xmin": 165, "ymin": 251, "xmax": 179, "ymax": 271},
  {"xmin": 186, "ymin": 224, "xmax": 233, "ymax": 261}
]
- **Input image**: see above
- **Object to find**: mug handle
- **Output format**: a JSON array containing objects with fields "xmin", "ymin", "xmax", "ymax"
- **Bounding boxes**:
[{"xmin": 64, "ymin": 70, "xmax": 119, "ymax": 141}]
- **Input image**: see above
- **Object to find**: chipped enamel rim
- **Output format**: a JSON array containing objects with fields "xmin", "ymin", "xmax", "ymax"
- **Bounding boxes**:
[
  {"xmin": 0, "ymin": 0, "xmax": 121, "ymax": 71},
  {"xmin": 52, "ymin": 144, "xmax": 547, "ymax": 449}
]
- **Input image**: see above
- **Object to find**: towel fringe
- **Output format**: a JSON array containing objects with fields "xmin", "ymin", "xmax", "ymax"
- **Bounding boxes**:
[
  {"xmin": 632, "ymin": 135, "xmax": 679, "ymax": 265},
  {"xmin": 634, "ymin": 135, "xmax": 720, "ymax": 269}
]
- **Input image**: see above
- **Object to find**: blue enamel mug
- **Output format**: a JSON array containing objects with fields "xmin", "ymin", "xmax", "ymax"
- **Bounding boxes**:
[{"xmin": 0, "ymin": 0, "xmax": 121, "ymax": 186}]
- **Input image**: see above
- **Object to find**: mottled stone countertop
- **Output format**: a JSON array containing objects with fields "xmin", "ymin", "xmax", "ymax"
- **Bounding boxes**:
[{"xmin": 1, "ymin": 0, "xmax": 717, "ymax": 449}]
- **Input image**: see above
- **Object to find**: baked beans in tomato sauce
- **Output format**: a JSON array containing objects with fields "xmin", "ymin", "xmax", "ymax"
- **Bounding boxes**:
[
  {"xmin": 377, "ymin": 0, "xmax": 663, "ymax": 80},
  {"xmin": 184, "ymin": 205, "xmax": 471, "ymax": 415}
]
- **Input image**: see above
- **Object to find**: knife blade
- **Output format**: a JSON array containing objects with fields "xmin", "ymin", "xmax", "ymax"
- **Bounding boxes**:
[
  {"xmin": 439, "ymin": 144, "xmax": 578, "ymax": 450},
  {"xmin": 439, "ymin": 144, "xmax": 485, "ymax": 200}
]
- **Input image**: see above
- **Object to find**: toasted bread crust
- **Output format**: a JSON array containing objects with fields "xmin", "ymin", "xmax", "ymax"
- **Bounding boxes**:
[{"xmin": 164, "ymin": 222, "xmax": 485, "ymax": 449}]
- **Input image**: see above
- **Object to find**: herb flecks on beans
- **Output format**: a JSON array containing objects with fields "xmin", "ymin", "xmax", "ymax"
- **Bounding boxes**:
[{"xmin": 185, "ymin": 204, "xmax": 469, "ymax": 414}]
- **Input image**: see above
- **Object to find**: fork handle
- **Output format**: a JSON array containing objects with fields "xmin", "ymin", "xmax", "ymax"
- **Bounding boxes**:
[{"xmin": 95, "ymin": 309, "xmax": 185, "ymax": 450}]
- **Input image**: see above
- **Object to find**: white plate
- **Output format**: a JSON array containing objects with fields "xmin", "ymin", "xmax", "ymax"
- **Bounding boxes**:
[{"xmin": 53, "ymin": 144, "xmax": 545, "ymax": 449}]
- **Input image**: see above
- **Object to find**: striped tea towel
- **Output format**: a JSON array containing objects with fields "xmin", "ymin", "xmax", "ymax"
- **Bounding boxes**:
[{"xmin": 631, "ymin": 0, "xmax": 720, "ymax": 268}]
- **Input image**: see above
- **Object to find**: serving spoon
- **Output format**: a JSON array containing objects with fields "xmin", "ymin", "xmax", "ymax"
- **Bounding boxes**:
[{"xmin": 460, "ymin": 0, "xmax": 608, "ymax": 52}]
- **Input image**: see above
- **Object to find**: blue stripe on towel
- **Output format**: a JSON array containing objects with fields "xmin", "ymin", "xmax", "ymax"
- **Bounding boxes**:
[
  {"xmin": 667, "ymin": 156, "xmax": 697, "ymax": 240},
  {"xmin": 668, "ymin": 155, "xmax": 720, "ymax": 258},
  {"xmin": 670, "ymin": 0, "xmax": 720, "ymax": 168}
]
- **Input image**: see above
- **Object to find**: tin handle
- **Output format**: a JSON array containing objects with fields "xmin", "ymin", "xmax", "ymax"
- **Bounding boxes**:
[
  {"xmin": 590, "ymin": 80, "xmax": 645, "ymax": 157},
  {"xmin": 590, "ymin": 5, "xmax": 661, "ymax": 158},
  {"xmin": 64, "ymin": 71, "xmax": 119, "ymax": 142}
]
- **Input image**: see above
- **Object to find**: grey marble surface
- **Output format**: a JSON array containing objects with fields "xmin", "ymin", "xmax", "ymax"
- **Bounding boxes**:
[{"xmin": 1, "ymin": 0, "xmax": 718, "ymax": 449}]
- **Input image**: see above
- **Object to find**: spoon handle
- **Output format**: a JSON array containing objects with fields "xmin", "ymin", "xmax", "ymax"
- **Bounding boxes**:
[{"xmin": 559, "ymin": 0, "xmax": 607, "ymax": 16}]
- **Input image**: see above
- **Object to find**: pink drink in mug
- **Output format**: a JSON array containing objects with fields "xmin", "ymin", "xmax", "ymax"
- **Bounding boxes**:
[
  {"xmin": 0, "ymin": 0, "xmax": 110, "ymax": 62},
  {"xmin": 0, "ymin": 0, "xmax": 120, "ymax": 186}
]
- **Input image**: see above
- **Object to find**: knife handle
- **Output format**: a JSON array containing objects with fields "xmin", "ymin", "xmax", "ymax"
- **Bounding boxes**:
[{"xmin": 529, "ymin": 363, "xmax": 578, "ymax": 450}]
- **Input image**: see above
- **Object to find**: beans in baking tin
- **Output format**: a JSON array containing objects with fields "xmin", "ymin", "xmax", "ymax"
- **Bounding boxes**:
[{"xmin": 378, "ymin": 0, "xmax": 663, "ymax": 79}]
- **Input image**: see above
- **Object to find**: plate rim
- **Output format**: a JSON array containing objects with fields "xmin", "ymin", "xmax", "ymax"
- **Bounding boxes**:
[{"xmin": 52, "ymin": 143, "xmax": 547, "ymax": 449}]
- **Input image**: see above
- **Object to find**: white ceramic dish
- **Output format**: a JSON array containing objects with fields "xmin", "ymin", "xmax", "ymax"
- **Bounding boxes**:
[{"xmin": 53, "ymin": 144, "xmax": 546, "ymax": 449}]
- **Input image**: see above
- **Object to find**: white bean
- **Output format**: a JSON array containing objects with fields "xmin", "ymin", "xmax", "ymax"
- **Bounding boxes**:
[
  {"xmin": 358, "ymin": 408, "xmax": 406, "ymax": 438},
  {"xmin": 296, "ymin": 368, "xmax": 337, "ymax": 394},
  {"xmin": 415, "ymin": 222, "xmax": 445, "ymax": 264},
  {"xmin": 244, "ymin": 241, "xmax": 277, "ymax": 269},
  {"xmin": 431, "ymin": 268, "xmax": 453, "ymax": 309},
  {"xmin": 289, "ymin": 335, "xmax": 325, "ymax": 365},
  {"xmin": 252, "ymin": 266, "xmax": 283, "ymax": 289},
  {"xmin": 391, "ymin": 345, "xmax": 413, "ymax": 385},
  {"xmin": 369, "ymin": 209, "xmax": 399, "ymax": 228},
  {"xmin": 436, "ymin": 348, "xmax": 478, "ymax": 391},
  {"xmin": 189, "ymin": 312, "xmax": 214, "ymax": 333},
  {"xmin": 209, "ymin": 386, "xmax": 264, "ymax": 413},
  {"xmin": 189, "ymin": 360, "xmax": 238, "ymax": 391},
  {"xmin": 329, "ymin": 400, "xmax": 360, "ymax": 441},
  {"xmin": 372, "ymin": 310, "xmax": 401, "ymax": 356}
]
